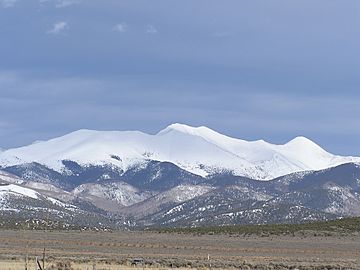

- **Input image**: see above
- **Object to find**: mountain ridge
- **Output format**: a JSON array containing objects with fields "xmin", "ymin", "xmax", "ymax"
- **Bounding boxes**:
[
  {"xmin": 1, "ymin": 124, "xmax": 359, "ymax": 181},
  {"xmin": 1, "ymin": 161, "xmax": 360, "ymax": 229}
]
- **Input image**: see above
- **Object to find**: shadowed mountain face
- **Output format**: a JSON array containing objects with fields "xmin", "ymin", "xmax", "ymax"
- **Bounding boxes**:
[
  {"xmin": 0, "ymin": 160, "xmax": 360, "ymax": 229},
  {"xmin": 120, "ymin": 161, "xmax": 204, "ymax": 191},
  {"xmin": 2, "ymin": 160, "xmax": 203, "ymax": 191}
]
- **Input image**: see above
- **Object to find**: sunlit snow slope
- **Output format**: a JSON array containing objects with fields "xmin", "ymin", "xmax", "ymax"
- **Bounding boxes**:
[{"xmin": 0, "ymin": 124, "xmax": 359, "ymax": 180}]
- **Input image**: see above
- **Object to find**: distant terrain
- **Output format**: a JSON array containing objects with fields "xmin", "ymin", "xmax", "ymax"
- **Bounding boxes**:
[
  {"xmin": 157, "ymin": 216, "xmax": 360, "ymax": 236},
  {"xmin": 1, "ymin": 162, "xmax": 360, "ymax": 229}
]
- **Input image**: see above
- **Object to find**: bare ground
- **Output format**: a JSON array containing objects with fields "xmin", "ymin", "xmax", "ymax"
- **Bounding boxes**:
[{"xmin": 0, "ymin": 230, "xmax": 359, "ymax": 269}]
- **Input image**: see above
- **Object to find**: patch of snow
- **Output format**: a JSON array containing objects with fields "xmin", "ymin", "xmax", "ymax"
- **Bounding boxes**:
[
  {"xmin": 47, "ymin": 197, "xmax": 77, "ymax": 210},
  {"xmin": 165, "ymin": 204, "xmax": 184, "ymax": 215},
  {"xmin": 198, "ymin": 205, "xmax": 214, "ymax": 212},
  {"xmin": 0, "ymin": 184, "xmax": 39, "ymax": 199}
]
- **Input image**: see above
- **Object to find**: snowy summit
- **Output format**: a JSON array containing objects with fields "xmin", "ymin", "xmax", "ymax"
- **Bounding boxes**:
[{"xmin": 0, "ymin": 124, "xmax": 359, "ymax": 180}]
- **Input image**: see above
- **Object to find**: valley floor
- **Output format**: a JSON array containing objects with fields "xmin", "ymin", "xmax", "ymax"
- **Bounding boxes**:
[{"xmin": 0, "ymin": 230, "xmax": 359, "ymax": 269}]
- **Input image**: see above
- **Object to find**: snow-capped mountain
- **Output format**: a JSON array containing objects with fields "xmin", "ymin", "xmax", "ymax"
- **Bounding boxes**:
[
  {"xmin": 0, "ymin": 123, "xmax": 359, "ymax": 180},
  {"xmin": 1, "ymin": 124, "xmax": 360, "ymax": 229}
]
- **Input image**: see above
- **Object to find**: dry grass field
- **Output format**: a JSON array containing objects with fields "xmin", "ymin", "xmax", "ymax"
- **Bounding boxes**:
[{"xmin": 0, "ymin": 230, "xmax": 359, "ymax": 269}]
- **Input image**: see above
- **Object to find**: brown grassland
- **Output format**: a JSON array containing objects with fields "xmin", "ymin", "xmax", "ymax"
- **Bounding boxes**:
[{"xmin": 0, "ymin": 230, "xmax": 359, "ymax": 270}]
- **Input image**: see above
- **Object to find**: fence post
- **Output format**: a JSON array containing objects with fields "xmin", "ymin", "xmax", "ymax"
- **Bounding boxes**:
[
  {"xmin": 25, "ymin": 251, "xmax": 28, "ymax": 270},
  {"xmin": 42, "ymin": 247, "xmax": 46, "ymax": 270}
]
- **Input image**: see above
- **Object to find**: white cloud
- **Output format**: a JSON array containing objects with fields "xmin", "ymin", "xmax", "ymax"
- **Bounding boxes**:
[
  {"xmin": 146, "ymin": 24, "xmax": 158, "ymax": 34},
  {"xmin": 0, "ymin": 0, "xmax": 18, "ymax": 8},
  {"xmin": 47, "ymin": 21, "xmax": 68, "ymax": 35},
  {"xmin": 1, "ymin": 0, "xmax": 81, "ymax": 8},
  {"xmin": 113, "ymin": 23, "xmax": 128, "ymax": 33},
  {"xmin": 39, "ymin": 0, "xmax": 81, "ymax": 8},
  {"xmin": 55, "ymin": 0, "xmax": 81, "ymax": 8}
]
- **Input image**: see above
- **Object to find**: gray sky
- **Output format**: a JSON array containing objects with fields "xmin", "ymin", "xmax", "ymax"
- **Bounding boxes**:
[{"xmin": 0, "ymin": 0, "xmax": 360, "ymax": 155}]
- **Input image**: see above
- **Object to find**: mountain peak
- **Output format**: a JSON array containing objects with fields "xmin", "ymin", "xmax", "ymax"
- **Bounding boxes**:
[
  {"xmin": 158, "ymin": 123, "xmax": 216, "ymax": 136},
  {"xmin": 285, "ymin": 136, "xmax": 321, "ymax": 149}
]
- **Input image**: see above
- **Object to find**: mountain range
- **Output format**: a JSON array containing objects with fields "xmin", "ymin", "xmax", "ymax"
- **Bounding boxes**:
[{"xmin": 0, "ymin": 124, "xmax": 359, "ymax": 229}]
